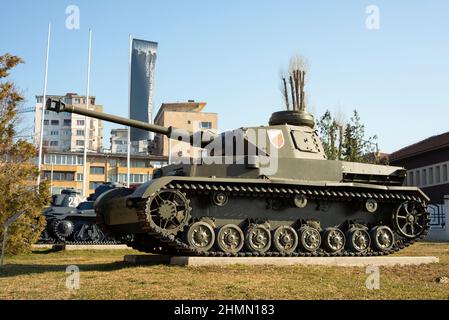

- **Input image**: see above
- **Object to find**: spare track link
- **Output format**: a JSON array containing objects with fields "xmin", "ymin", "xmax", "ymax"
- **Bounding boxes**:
[{"xmin": 135, "ymin": 182, "xmax": 431, "ymax": 257}]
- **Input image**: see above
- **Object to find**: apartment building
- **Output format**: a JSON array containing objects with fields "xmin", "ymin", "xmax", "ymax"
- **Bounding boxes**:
[
  {"xmin": 34, "ymin": 93, "xmax": 103, "ymax": 152},
  {"xmin": 153, "ymin": 101, "xmax": 218, "ymax": 158},
  {"xmin": 110, "ymin": 128, "xmax": 149, "ymax": 154}
]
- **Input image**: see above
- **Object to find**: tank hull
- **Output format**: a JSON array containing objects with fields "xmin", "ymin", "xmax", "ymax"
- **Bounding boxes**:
[{"xmin": 95, "ymin": 175, "xmax": 430, "ymax": 256}]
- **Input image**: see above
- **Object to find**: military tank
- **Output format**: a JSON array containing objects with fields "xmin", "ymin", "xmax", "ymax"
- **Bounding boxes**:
[
  {"xmin": 45, "ymin": 98, "xmax": 430, "ymax": 257},
  {"xmin": 39, "ymin": 184, "xmax": 123, "ymax": 244}
]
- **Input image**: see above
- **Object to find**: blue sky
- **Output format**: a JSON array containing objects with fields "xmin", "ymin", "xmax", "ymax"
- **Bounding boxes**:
[{"xmin": 1, "ymin": 0, "xmax": 448, "ymax": 153}]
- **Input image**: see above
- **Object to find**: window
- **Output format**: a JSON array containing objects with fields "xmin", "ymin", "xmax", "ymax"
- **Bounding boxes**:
[
  {"xmin": 422, "ymin": 169, "xmax": 427, "ymax": 186},
  {"xmin": 77, "ymin": 120, "xmax": 85, "ymax": 126},
  {"xmin": 50, "ymin": 141, "xmax": 58, "ymax": 146},
  {"xmin": 90, "ymin": 166, "xmax": 105, "ymax": 175},
  {"xmin": 429, "ymin": 167, "xmax": 434, "ymax": 185},
  {"xmin": 43, "ymin": 171, "xmax": 74, "ymax": 181},
  {"xmin": 75, "ymin": 98, "xmax": 80, "ymax": 104},
  {"xmin": 76, "ymin": 130, "xmax": 85, "ymax": 136},
  {"xmin": 436, "ymin": 166, "xmax": 441, "ymax": 183},
  {"xmin": 131, "ymin": 160, "xmax": 146, "ymax": 168},
  {"xmin": 76, "ymin": 140, "xmax": 84, "ymax": 146},
  {"xmin": 50, "ymin": 130, "xmax": 59, "ymax": 136},
  {"xmin": 118, "ymin": 160, "xmax": 127, "ymax": 167},
  {"xmin": 51, "ymin": 120, "xmax": 59, "ymax": 125},
  {"xmin": 44, "ymin": 120, "xmax": 49, "ymax": 125},
  {"xmin": 63, "ymin": 119, "xmax": 71, "ymax": 126},
  {"xmin": 52, "ymin": 155, "xmax": 79, "ymax": 165},
  {"xmin": 199, "ymin": 122, "xmax": 212, "ymax": 129},
  {"xmin": 443, "ymin": 164, "xmax": 448, "ymax": 182},
  {"xmin": 416, "ymin": 170, "xmax": 421, "ymax": 186},
  {"xmin": 66, "ymin": 155, "xmax": 75, "ymax": 165},
  {"xmin": 44, "ymin": 110, "xmax": 49, "ymax": 115},
  {"xmin": 116, "ymin": 174, "xmax": 149, "ymax": 184},
  {"xmin": 76, "ymin": 173, "xmax": 83, "ymax": 181}
]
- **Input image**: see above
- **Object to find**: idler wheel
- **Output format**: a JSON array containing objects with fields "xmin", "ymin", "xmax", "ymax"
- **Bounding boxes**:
[
  {"xmin": 371, "ymin": 226, "xmax": 394, "ymax": 252},
  {"xmin": 298, "ymin": 226, "xmax": 321, "ymax": 253},
  {"xmin": 244, "ymin": 224, "xmax": 271, "ymax": 254},
  {"xmin": 322, "ymin": 228, "xmax": 346, "ymax": 253},
  {"xmin": 346, "ymin": 228, "xmax": 371, "ymax": 253},
  {"xmin": 393, "ymin": 200, "xmax": 427, "ymax": 238},
  {"xmin": 272, "ymin": 226, "xmax": 298, "ymax": 254},
  {"xmin": 216, "ymin": 224, "xmax": 244, "ymax": 254},
  {"xmin": 186, "ymin": 221, "xmax": 215, "ymax": 252}
]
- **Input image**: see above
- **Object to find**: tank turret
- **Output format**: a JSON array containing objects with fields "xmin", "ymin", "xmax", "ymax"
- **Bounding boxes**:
[{"xmin": 45, "ymin": 98, "xmax": 430, "ymax": 257}]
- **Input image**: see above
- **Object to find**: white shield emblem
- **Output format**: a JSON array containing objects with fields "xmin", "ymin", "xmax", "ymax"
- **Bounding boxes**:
[{"xmin": 267, "ymin": 129, "xmax": 285, "ymax": 149}]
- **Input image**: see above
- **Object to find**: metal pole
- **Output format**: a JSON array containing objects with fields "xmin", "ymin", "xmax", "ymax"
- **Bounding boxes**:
[
  {"xmin": 1, "ymin": 226, "xmax": 7, "ymax": 267},
  {"xmin": 37, "ymin": 23, "xmax": 51, "ymax": 187},
  {"xmin": 50, "ymin": 162, "xmax": 54, "ymax": 194},
  {"xmin": 127, "ymin": 34, "xmax": 132, "ymax": 188},
  {"xmin": 82, "ymin": 29, "xmax": 92, "ymax": 197}
]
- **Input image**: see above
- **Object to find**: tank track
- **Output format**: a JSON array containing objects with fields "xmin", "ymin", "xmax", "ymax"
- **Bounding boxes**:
[
  {"xmin": 38, "ymin": 218, "xmax": 123, "ymax": 246},
  {"xmin": 37, "ymin": 239, "xmax": 123, "ymax": 245},
  {"xmin": 131, "ymin": 182, "xmax": 431, "ymax": 257}
]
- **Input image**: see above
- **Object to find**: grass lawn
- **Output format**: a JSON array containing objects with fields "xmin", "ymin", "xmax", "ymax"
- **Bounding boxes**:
[{"xmin": 0, "ymin": 242, "xmax": 448, "ymax": 300}]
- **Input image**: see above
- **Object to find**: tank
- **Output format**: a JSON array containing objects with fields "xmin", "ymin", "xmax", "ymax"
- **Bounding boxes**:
[
  {"xmin": 39, "ymin": 183, "xmax": 123, "ymax": 244},
  {"xmin": 45, "ymin": 98, "xmax": 431, "ymax": 256}
]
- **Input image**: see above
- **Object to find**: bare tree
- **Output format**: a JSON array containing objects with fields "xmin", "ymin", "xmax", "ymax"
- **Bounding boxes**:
[
  {"xmin": 280, "ymin": 54, "xmax": 309, "ymax": 111},
  {"xmin": 279, "ymin": 70, "xmax": 290, "ymax": 111}
]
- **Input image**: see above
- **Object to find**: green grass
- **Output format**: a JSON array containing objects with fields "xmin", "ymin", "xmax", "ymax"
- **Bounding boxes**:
[{"xmin": 1, "ymin": 243, "xmax": 449, "ymax": 300}]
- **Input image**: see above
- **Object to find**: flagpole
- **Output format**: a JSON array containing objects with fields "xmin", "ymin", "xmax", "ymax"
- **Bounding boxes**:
[
  {"xmin": 37, "ymin": 23, "xmax": 51, "ymax": 187},
  {"xmin": 127, "ymin": 34, "xmax": 132, "ymax": 188},
  {"xmin": 82, "ymin": 29, "xmax": 92, "ymax": 197}
]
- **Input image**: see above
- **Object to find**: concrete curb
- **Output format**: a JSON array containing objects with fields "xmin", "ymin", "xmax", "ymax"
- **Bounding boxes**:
[
  {"xmin": 122, "ymin": 255, "xmax": 439, "ymax": 267},
  {"xmin": 32, "ymin": 244, "xmax": 129, "ymax": 251}
]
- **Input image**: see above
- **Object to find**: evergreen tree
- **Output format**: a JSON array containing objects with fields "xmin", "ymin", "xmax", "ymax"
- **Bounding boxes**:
[
  {"xmin": 318, "ymin": 109, "xmax": 379, "ymax": 163},
  {"xmin": 0, "ymin": 53, "xmax": 50, "ymax": 255},
  {"xmin": 318, "ymin": 110, "xmax": 338, "ymax": 160}
]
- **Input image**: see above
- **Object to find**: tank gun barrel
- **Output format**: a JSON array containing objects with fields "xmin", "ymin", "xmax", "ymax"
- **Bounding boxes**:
[
  {"xmin": 46, "ymin": 98, "xmax": 170, "ymax": 135},
  {"xmin": 45, "ymin": 98, "xmax": 218, "ymax": 147}
]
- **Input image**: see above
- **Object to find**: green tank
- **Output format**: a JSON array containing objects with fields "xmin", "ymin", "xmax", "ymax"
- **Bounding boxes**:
[{"xmin": 46, "ymin": 98, "xmax": 430, "ymax": 257}]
